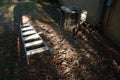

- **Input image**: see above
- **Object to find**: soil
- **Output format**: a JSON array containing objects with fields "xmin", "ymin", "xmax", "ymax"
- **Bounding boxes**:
[{"xmin": 0, "ymin": 1, "xmax": 120, "ymax": 80}]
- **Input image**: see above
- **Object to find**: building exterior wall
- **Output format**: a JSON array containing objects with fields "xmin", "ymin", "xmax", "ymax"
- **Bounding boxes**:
[
  {"xmin": 103, "ymin": 0, "xmax": 120, "ymax": 47},
  {"xmin": 59, "ymin": 0, "xmax": 100, "ymax": 25}
]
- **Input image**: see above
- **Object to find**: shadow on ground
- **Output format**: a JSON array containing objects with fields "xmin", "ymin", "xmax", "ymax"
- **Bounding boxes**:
[
  {"xmin": 41, "ymin": 21, "xmax": 120, "ymax": 79},
  {"xmin": 0, "ymin": 1, "xmax": 120, "ymax": 80},
  {"xmin": 35, "ymin": 1, "xmax": 120, "ymax": 80},
  {"xmin": 15, "ymin": 1, "xmax": 120, "ymax": 80},
  {"xmin": 0, "ymin": 1, "xmax": 18, "ymax": 80}
]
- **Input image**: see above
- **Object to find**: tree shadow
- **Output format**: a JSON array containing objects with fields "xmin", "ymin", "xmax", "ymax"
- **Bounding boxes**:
[
  {"xmin": 12, "ymin": 1, "xmax": 120, "ymax": 80},
  {"xmin": 39, "ymin": 2, "xmax": 120, "ymax": 79},
  {"xmin": 44, "ymin": 20, "xmax": 120, "ymax": 79},
  {"xmin": 0, "ymin": 1, "xmax": 19, "ymax": 80}
]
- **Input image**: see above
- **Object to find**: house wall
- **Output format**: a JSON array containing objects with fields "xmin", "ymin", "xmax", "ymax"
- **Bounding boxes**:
[
  {"xmin": 59, "ymin": 0, "xmax": 101, "ymax": 25},
  {"xmin": 103, "ymin": 0, "xmax": 120, "ymax": 47}
]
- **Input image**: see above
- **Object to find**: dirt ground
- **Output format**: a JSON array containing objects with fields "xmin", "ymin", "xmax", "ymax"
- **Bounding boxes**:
[
  {"xmin": 0, "ymin": 1, "xmax": 120, "ymax": 80},
  {"xmin": 31, "ymin": 19, "xmax": 120, "ymax": 80}
]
